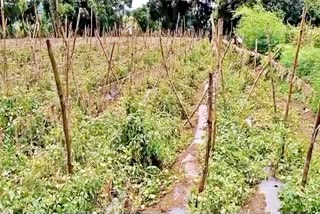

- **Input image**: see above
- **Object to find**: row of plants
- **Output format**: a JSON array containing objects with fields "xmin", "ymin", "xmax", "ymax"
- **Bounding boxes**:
[{"xmin": 190, "ymin": 47, "xmax": 320, "ymax": 212}]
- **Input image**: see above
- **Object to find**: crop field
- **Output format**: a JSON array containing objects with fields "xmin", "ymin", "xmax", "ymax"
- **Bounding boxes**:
[
  {"xmin": 1, "ymin": 0, "xmax": 320, "ymax": 213},
  {"xmin": 1, "ymin": 32, "xmax": 320, "ymax": 213},
  {"xmin": 0, "ymin": 36, "xmax": 210, "ymax": 212}
]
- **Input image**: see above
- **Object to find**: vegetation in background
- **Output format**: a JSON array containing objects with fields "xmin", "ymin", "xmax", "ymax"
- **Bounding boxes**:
[{"xmin": 235, "ymin": 5, "xmax": 287, "ymax": 53}]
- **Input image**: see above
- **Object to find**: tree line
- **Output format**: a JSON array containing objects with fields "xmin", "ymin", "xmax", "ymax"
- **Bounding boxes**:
[{"xmin": 0, "ymin": 0, "xmax": 320, "ymax": 38}]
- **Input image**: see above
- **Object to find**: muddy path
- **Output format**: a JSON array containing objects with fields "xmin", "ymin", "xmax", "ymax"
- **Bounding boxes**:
[{"xmin": 143, "ymin": 100, "xmax": 208, "ymax": 213}]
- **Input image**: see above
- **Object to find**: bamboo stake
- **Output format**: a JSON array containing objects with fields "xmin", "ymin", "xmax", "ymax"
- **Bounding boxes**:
[
  {"xmin": 159, "ymin": 37, "xmax": 193, "ymax": 127},
  {"xmin": 95, "ymin": 32, "xmax": 118, "ymax": 87},
  {"xmin": 46, "ymin": 39, "xmax": 73, "ymax": 175},
  {"xmin": 284, "ymin": 7, "xmax": 307, "ymax": 122},
  {"xmin": 62, "ymin": 28, "xmax": 71, "ymax": 110},
  {"xmin": 129, "ymin": 30, "xmax": 134, "ymax": 94},
  {"xmin": 254, "ymin": 39, "xmax": 258, "ymax": 71},
  {"xmin": 67, "ymin": 9, "xmax": 86, "ymax": 112},
  {"xmin": 198, "ymin": 72, "xmax": 215, "ymax": 193},
  {"xmin": 216, "ymin": 19, "xmax": 225, "ymax": 100},
  {"xmin": 241, "ymin": 47, "xmax": 282, "ymax": 112},
  {"xmin": 1, "ymin": 0, "xmax": 7, "ymax": 88},
  {"xmin": 68, "ymin": 9, "xmax": 81, "ymax": 70},
  {"xmin": 267, "ymin": 29, "xmax": 277, "ymax": 114},
  {"xmin": 184, "ymin": 84, "xmax": 208, "ymax": 126},
  {"xmin": 90, "ymin": 7, "xmax": 93, "ymax": 49},
  {"xmin": 198, "ymin": 16, "xmax": 219, "ymax": 193},
  {"xmin": 301, "ymin": 103, "xmax": 320, "ymax": 188}
]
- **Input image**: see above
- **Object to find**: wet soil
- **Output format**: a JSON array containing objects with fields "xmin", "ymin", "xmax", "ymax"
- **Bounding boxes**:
[{"xmin": 242, "ymin": 188, "xmax": 266, "ymax": 213}]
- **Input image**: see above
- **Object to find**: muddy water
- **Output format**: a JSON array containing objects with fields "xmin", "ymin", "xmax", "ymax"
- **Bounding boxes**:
[
  {"xmin": 258, "ymin": 167, "xmax": 284, "ymax": 214},
  {"xmin": 258, "ymin": 178, "xmax": 284, "ymax": 214}
]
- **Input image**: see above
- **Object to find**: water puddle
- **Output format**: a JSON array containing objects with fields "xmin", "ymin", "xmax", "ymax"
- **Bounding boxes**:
[
  {"xmin": 258, "ymin": 167, "xmax": 284, "ymax": 214},
  {"xmin": 193, "ymin": 104, "xmax": 208, "ymax": 145},
  {"xmin": 169, "ymin": 207, "xmax": 189, "ymax": 214}
]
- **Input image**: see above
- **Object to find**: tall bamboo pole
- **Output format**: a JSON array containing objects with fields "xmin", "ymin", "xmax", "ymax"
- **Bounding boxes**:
[
  {"xmin": 267, "ymin": 29, "xmax": 277, "ymax": 114},
  {"xmin": 199, "ymin": 15, "xmax": 219, "ymax": 193},
  {"xmin": 301, "ymin": 104, "xmax": 320, "ymax": 188},
  {"xmin": 46, "ymin": 40, "xmax": 73, "ymax": 175},
  {"xmin": 90, "ymin": 7, "xmax": 93, "ymax": 49},
  {"xmin": 159, "ymin": 37, "xmax": 193, "ymax": 127},
  {"xmin": 241, "ymin": 47, "xmax": 282, "ymax": 112},
  {"xmin": 284, "ymin": 7, "xmax": 307, "ymax": 122},
  {"xmin": 198, "ymin": 72, "xmax": 214, "ymax": 193},
  {"xmin": 1, "ymin": 0, "xmax": 7, "ymax": 87}
]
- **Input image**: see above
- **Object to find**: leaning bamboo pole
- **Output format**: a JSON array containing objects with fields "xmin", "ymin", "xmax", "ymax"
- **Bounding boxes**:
[
  {"xmin": 1, "ymin": 0, "xmax": 7, "ymax": 89},
  {"xmin": 159, "ymin": 36, "xmax": 193, "ymax": 128},
  {"xmin": 240, "ymin": 47, "xmax": 282, "ymax": 112},
  {"xmin": 198, "ymin": 17, "xmax": 220, "ymax": 194},
  {"xmin": 301, "ymin": 103, "xmax": 320, "ymax": 188},
  {"xmin": 267, "ymin": 29, "xmax": 277, "ymax": 114},
  {"xmin": 198, "ymin": 72, "xmax": 215, "ymax": 193},
  {"xmin": 284, "ymin": 7, "xmax": 307, "ymax": 122},
  {"xmin": 95, "ymin": 32, "xmax": 118, "ymax": 88},
  {"xmin": 46, "ymin": 39, "xmax": 73, "ymax": 175}
]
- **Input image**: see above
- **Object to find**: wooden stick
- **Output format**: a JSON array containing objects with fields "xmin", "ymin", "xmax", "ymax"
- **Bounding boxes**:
[
  {"xmin": 106, "ymin": 42, "xmax": 116, "ymax": 88},
  {"xmin": 254, "ymin": 39, "xmax": 258, "ymax": 71},
  {"xmin": 267, "ymin": 29, "xmax": 277, "ymax": 114},
  {"xmin": 159, "ymin": 37, "xmax": 193, "ymax": 127},
  {"xmin": 221, "ymin": 38, "xmax": 232, "ymax": 64},
  {"xmin": 198, "ymin": 72, "xmax": 214, "ymax": 193},
  {"xmin": 284, "ymin": 7, "xmax": 307, "ymax": 122},
  {"xmin": 216, "ymin": 19, "xmax": 225, "ymax": 103},
  {"xmin": 95, "ymin": 32, "xmax": 119, "ymax": 87},
  {"xmin": 62, "ymin": 29, "xmax": 71, "ymax": 111},
  {"xmin": 46, "ymin": 40, "xmax": 73, "ymax": 175},
  {"xmin": 90, "ymin": 7, "xmax": 93, "ymax": 49},
  {"xmin": 1, "ymin": 0, "xmax": 7, "ymax": 87},
  {"xmin": 301, "ymin": 103, "xmax": 320, "ymax": 188},
  {"xmin": 68, "ymin": 8, "xmax": 81, "ymax": 71},
  {"xmin": 184, "ymin": 84, "xmax": 209, "ymax": 126},
  {"xmin": 241, "ymin": 47, "xmax": 282, "ymax": 112}
]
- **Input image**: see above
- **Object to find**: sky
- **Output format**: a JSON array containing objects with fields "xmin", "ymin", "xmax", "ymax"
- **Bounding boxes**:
[{"xmin": 131, "ymin": 0, "xmax": 149, "ymax": 9}]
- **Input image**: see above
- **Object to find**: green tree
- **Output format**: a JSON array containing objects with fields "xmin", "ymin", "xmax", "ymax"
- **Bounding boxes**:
[
  {"xmin": 235, "ymin": 5, "xmax": 287, "ymax": 53},
  {"xmin": 133, "ymin": 5, "xmax": 149, "ymax": 32}
]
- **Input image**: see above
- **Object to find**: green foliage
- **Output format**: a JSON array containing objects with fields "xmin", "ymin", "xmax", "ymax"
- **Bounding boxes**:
[
  {"xmin": 280, "ymin": 45, "xmax": 320, "ymax": 105},
  {"xmin": 133, "ymin": 6, "xmax": 150, "ymax": 32},
  {"xmin": 281, "ymin": 179, "xmax": 320, "ymax": 213},
  {"xmin": 58, "ymin": 3, "xmax": 75, "ymax": 17},
  {"xmin": 280, "ymin": 45, "xmax": 320, "ymax": 77},
  {"xmin": 235, "ymin": 5, "xmax": 287, "ymax": 53},
  {"xmin": 0, "ymin": 95, "xmax": 52, "ymax": 146}
]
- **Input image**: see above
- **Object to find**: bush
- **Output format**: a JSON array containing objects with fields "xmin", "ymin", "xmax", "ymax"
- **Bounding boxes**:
[
  {"xmin": 280, "ymin": 45, "xmax": 320, "ymax": 109},
  {"xmin": 235, "ymin": 5, "xmax": 287, "ymax": 53},
  {"xmin": 280, "ymin": 45, "xmax": 320, "ymax": 78}
]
